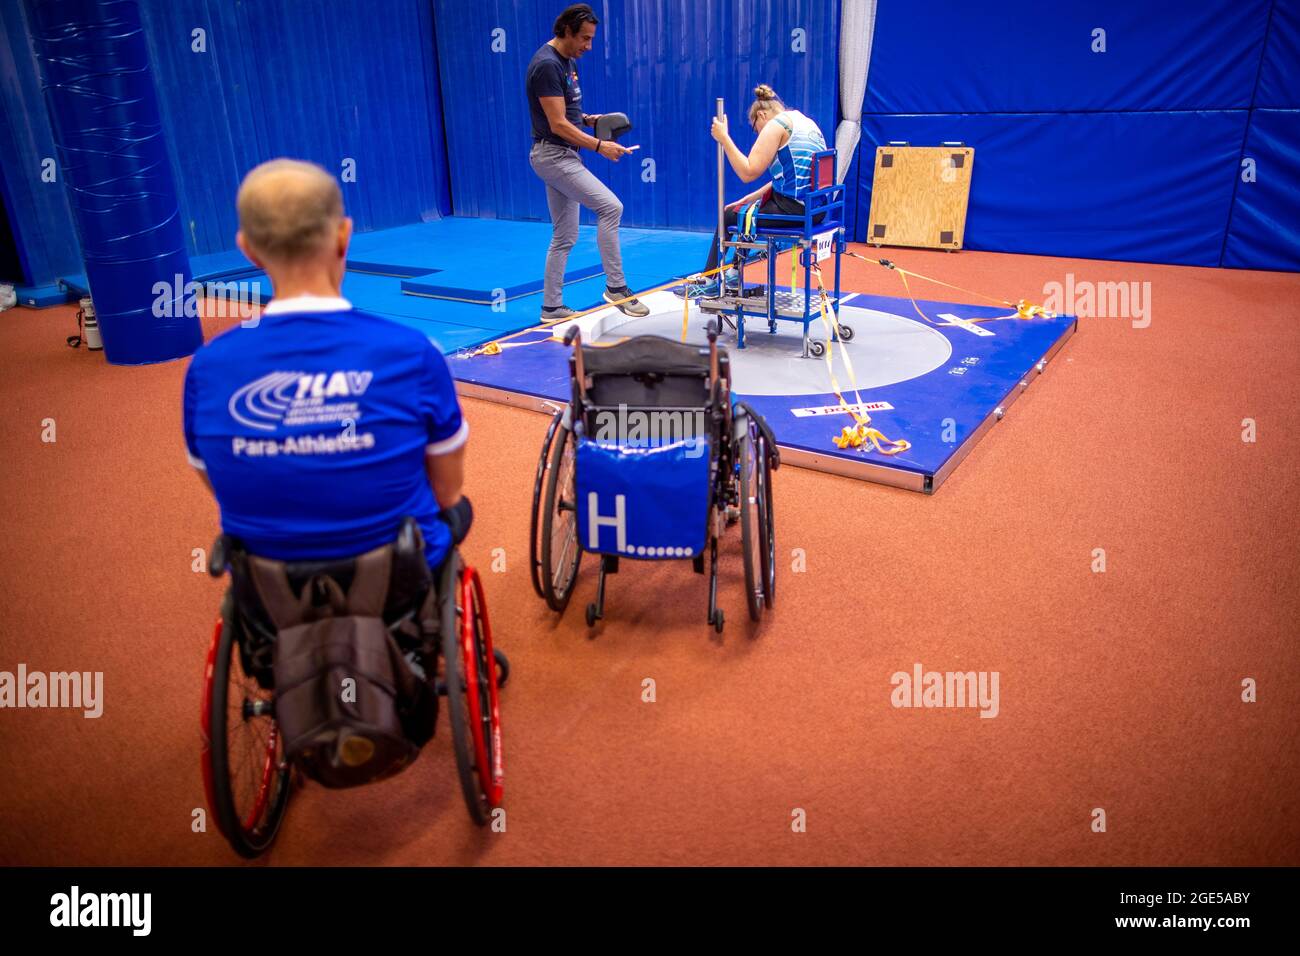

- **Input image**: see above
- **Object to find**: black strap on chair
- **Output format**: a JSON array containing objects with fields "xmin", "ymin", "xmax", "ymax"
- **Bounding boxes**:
[
  {"xmin": 213, "ymin": 517, "xmax": 434, "ymax": 636},
  {"xmin": 247, "ymin": 546, "xmax": 393, "ymax": 630}
]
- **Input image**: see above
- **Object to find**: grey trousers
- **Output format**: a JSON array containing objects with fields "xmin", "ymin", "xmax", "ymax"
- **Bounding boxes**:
[{"xmin": 529, "ymin": 141, "xmax": 626, "ymax": 307}]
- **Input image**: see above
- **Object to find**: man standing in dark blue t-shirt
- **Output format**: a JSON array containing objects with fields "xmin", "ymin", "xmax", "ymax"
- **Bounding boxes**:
[{"xmin": 525, "ymin": 4, "xmax": 649, "ymax": 321}]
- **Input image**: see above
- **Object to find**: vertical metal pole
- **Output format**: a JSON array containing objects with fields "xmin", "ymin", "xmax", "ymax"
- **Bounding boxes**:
[{"xmin": 716, "ymin": 97, "xmax": 725, "ymax": 272}]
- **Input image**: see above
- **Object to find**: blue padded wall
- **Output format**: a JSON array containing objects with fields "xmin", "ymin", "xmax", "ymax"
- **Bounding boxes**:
[
  {"xmin": 2, "ymin": 0, "xmax": 452, "ymax": 284},
  {"xmin": 858, "ymin": 111, "xmax": 1248, "ymax": 267},
  {"xmin": 137, "ymin": 0, "xmax": 452, "ymax": 258},
  {"xmin": 1222, "ymin": 110, "xmax": 1300, "ymax": 270},
  {"xmin": 26, "ymin": 0, "xmax": 201, "ymax": 364},
  {"xmin": 846, "ymin": 0, "xmax": 1298, "ymax": 270},
  {"xmin": 863, "ymin": 1, "xmax": 1270, "ymax": 113},
  {"xmin": 1223, "ymin": 1, "xmax": 1300, "ymax": 270},
  {"xmin": 433, "ymin": 0, "xmax": 838, "ymax": 231},
  {"xmin": 1255, "ymin": 0, "xmax": 1300, "ymax": 109},
  {"xmin": 0, "ymin": 0, "xmax": 81, "ymax": 286}
]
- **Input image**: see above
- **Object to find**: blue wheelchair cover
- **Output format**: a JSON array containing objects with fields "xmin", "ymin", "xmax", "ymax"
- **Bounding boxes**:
[{"xmin": 575, "ymin": 436, "xmax": 711, "ymax": 559}]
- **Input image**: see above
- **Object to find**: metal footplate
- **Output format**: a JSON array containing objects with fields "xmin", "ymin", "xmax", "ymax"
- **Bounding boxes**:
[{"xmin": 697, "ymin": 289, "xmax": 837, "ymax": 319}]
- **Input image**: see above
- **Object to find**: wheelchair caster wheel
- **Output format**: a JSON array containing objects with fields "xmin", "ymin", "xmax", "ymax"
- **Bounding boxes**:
[
  {"xmin": 808, "ymin": 340, "xmax": 826, "ymax": 358},
  {"xmin": 837, "ymin": 324, "xmax": 855, "ymax": 342},
  {"xmin": 494, "ymin": 648, "xmax": 510, "ymax": 688},
  {"xmin": 585, "ymin": 603, "xmax": 599, "ymax": 627},
  {"xmin": 712, "ymin": 609, "xmax": 725, "ymax": 634}
]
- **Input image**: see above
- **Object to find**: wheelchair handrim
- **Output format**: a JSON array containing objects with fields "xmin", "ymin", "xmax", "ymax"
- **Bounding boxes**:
[
  {"xmin": 529, "ymin": 410, "xmax": 565, "ymax": 599},
  {"xmin": 204, "ymin": 611, "xmax": 291, "ymax": 855},
  {"xmin": 442, "ymin": 553, "xmax": 489, "ymax": 825},
  {"xmin": 541, "ymin": 424, "xmax": 582, "ymax": 610},
  {"xmin": 759, "ymin": 435, "xmax": 776, "ymax": 608},
  {"xmin": 461, "ymin": 566, "xmax": 504, "ymax": 806},
  {"xmin": 739, "ymin": 420, "xmax": 765, "ymax": 622},
  {"xmin": 550, "ymin": 437, "xmax": 579, "ymax": 588}
]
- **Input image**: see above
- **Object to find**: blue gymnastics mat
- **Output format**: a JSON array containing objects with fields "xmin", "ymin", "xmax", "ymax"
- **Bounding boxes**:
[
  {"xmin": 199, "ymin": 270, "xmax": 537, "ymax": 355},
  {"xmin": 182, "ymin": 217, "xmax": 713, "ymax": 354},
  {"xmin": 59, "ymin": 216, "xmax": 711, "ymax": 322},
  {"xmin": 396, "ymin": 220, "xmax": 709, "ymax": 303},
  {"xmin": 448, "ymin": 287, "xmax": 1078, "ymax": 493}
]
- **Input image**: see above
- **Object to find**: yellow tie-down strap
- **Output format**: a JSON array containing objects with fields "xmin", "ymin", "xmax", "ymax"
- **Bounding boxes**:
[
  {"xmin": 845, "ymin": 252, "xmax": 1058, "ymax": 327},
  {"xmin": 809, "ymin": 264, "xmax": 911, "ymax": 456}
]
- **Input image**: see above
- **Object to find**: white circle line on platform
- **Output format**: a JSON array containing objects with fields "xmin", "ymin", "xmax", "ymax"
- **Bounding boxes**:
[{"xmin": 554, "ymin": 291, "xmax": 954, "ymax": 397}]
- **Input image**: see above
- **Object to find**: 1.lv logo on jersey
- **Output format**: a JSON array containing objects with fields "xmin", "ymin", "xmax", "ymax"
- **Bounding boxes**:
[{"xmin": 294, "ymin": 371, "xmax": 374, "ymax": 399}]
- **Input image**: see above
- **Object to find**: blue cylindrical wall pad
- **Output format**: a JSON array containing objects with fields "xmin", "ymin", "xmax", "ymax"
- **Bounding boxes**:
[{"xmin": 26, "ymin": 0, "xmax": 200, "ymax": 364}]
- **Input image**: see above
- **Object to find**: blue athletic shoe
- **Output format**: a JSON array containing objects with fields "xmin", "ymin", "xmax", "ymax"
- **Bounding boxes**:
[
  {"xmin": 675, "ymin": 274, "xmax": 720, "ymax": 299},
  {"xmin": 688, "ymin": 278, "xmax": 721, "ymax": 299}
]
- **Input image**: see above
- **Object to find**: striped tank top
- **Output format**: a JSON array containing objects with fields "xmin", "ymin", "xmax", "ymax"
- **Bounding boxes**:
[{"xmin": 768, "ymin": 110, "xmax": 827, "ymax": 200}]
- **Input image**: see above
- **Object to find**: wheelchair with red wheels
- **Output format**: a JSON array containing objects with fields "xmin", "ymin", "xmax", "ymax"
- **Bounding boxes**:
[
  {"xmin": 200, "ymin": 516, "xmax": 507, "ymax": 858},
  {"xmin": 530, "ymin": 322, "xmax": 779, "ymax": 632}
]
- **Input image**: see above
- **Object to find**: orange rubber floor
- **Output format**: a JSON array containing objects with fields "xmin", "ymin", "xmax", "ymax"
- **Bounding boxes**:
[{"xmin": 1, "ymin": 246, "xmax": 1297, "ymax": 866}]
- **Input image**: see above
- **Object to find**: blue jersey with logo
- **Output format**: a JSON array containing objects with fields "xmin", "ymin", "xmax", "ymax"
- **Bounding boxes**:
[
  {"xmin": 768, "ymin": 110, "xmax": 827, "ymax": 200},
  {"xmin": 182, "ymin": 301, "xmax": 466, "ymax": 567}
]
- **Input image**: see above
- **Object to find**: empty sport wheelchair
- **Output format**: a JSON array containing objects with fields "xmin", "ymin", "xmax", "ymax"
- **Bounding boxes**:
[
  {"xmin": 530, "ymin": 323, "xmax": 779, "ymax": 632},
  {"xmin": 201, "ymin": 516, "xmax": 507, "ymax": 858}
]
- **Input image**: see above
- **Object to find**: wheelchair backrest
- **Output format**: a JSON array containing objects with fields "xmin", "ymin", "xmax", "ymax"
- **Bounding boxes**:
[
  {"xmin": 811, "ymin": 149, "xmax": 836, "ymax": 191},
  {"xmin": 221, "ymin": 517, "xmax": 433, "ymax": 636},
  {"xmin": 574, "ymin": 334, "xmax": 729, "ymax": 414}
]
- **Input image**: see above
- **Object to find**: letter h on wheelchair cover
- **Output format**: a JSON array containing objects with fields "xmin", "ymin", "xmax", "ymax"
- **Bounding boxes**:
[
  {"xmin": 530, "ymin": 321, "xmax": 779, "ymax": 634},
  {"xmin": 200, "ymin": 516, "xmax": 507, "ymax": 858}
]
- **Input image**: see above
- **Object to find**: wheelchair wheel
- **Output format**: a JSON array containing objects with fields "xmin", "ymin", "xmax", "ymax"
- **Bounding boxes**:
[
  {"xmin": 539, "ymin": 420, "xmax": 582, "ymax": 612},
  {"xmin": 529, "ymin": 409, "xmax": 565, "ymax": 599},
  {"xmin": 757, "ymin": 432, "xmax": 777, "ymax": 609},
  {"xmin": 441, "ymin": 555, "xmax": 504, "ymax": 825},
  {"xmin": 738, "ymin": 417, "xmax": 765, "ymax": 623},
  {"xmin": 202, "ymin": 596, "xmax": 292, "ymax": 858}
]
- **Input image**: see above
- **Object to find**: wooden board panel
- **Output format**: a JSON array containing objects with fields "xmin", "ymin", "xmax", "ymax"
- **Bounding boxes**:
[{"xmin": 866, "ymin": 146, "xmax": 974, "ymax": 251}]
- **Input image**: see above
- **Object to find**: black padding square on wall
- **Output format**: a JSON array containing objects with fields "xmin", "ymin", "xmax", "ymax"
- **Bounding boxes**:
[
  {"xmin": 940, "ymin": 230, "xmax": 954, "ymax": 244},
  {"xmin": 873, "ymin": 224, "xmax": 886, "ymax": 238},
  {"xmin": 880, "ymin": 153, "xmax": 893, "ymax": 168}
]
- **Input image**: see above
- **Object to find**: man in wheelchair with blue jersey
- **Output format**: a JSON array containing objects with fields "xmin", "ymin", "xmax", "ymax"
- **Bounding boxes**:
[
  {"xmin": 184, "ymin": 159, "xmax": 471, "ymax": 570},
  {"xmin": 180, "ymin": 160, "xmax": 470, "ymax": 567},
  {"xmin": 187, "ymin": 160, "xmax": 504, "ymax": 856}
]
